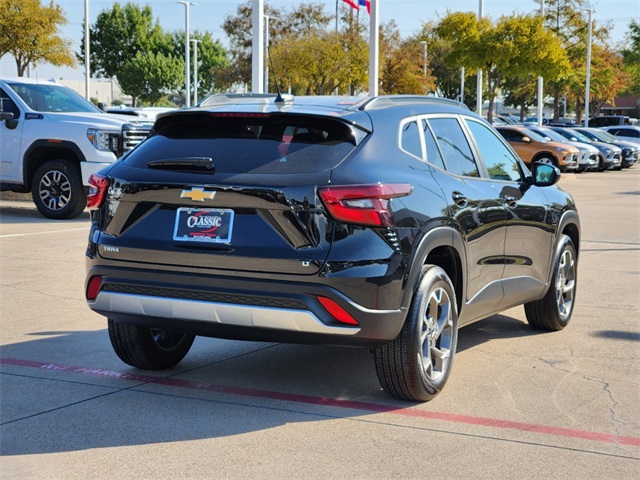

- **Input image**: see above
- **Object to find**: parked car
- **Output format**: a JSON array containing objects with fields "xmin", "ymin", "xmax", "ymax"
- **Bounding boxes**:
[
  {"xmin": 0, "ymin": 77, "xmax": 153, "ymax": 218},
  {"xmin": 599, "ymin": 126, "xmax": 640, "ymax": 146},
  {"xmin": 527, "ymin": 126, "xmax": 599, "ymax": 172},
  {"xmin": 587, "ymin": 115, "xmax": 636, "ymax": 127},
  {"xmin": 85, "ymin": 94, "xmax": 580, "ymax": 402},
  {"xmin": 495, "ymin": 125, "xmax": 579, "ymax": 171},
  {"xmin": 106, "ymin": 106, "xmax": 177, "ymax": 121},
  {"xmin": 523, "ymin": 116, "xmax": 550, "ymax": 125},
  {"xmin": 548, "ymin": 126, "xmax": 621, "ymax": 171},
  {"xmin": 573, "ymin": 127, "xmax": 639, "ymax": 168}
]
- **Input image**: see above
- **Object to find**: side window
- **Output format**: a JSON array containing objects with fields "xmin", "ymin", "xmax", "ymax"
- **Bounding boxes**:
[
  {"xmin": 0, "ymin": 88, "xmax": 21, "ymax": 119},
  {"xmin": 428, "ymin": 118, "xmax": 479, "ymax": 177},
  {"xmin": 497, "ymin": 128, "xmax": 518, "ymax": 142},
  {"xmin": 422, "ymin": 120, "xmax": 446, "ymax": 170},
  {"xmin": 400, "ymin": 119, "xmax": 423, "ymax": 160},
  {"xmin": 466, "ymin": 120, "xmax": 523, "ymax": 182}
]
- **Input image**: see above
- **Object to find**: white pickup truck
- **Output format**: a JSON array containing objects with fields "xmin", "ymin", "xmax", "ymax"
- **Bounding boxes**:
[{"xmin": 0, "ymin": 77, "xmax": 153, "ymax": 219}]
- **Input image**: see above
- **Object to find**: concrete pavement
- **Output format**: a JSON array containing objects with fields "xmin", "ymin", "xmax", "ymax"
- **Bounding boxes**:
[{"xmin": 1, "ymin": 168, "xmax": 638, "ymax": 479}]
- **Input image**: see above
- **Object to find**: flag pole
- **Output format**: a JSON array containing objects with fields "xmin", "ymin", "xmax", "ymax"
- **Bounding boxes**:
[{"xmin": 369, "ymin": 1, "xmax": 378, "ymax": 97}]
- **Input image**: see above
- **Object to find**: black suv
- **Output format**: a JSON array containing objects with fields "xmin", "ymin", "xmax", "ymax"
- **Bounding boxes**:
[{"xmin": 85, "ymin": 95, "xmax": 580, "ymax": 401}]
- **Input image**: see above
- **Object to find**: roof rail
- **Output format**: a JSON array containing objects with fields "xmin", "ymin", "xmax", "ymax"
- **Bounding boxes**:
[
  {"xmin": 359, "ymin": 95, "xmax": 469, "ymax": 111},
  {"xmin": 198, "ymin": 93, "xmax": 294, "ymax": 108}
]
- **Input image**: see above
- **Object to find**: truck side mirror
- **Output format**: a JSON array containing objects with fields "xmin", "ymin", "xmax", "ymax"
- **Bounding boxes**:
[
  {"xmin": 98, "ymin": 102, "xmax": 107, "ymax": 112},
  {"xmin": 0, "ymin": 112, "xmax": 18, "ymax": 130}
]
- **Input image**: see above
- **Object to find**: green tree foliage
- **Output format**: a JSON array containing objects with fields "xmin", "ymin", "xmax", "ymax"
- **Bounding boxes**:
[
  {"xmin": 435, "ymin": 12, "xmax": 570, "ymax": 122},
  {"xmin": 415, "ymin": 22, "xmax": 476, "ymax": 106},
  {"xmin": 167, "ymin": 31, "xmax": 229, "ymax": 97},
  {"xmin": 118, "ymin": 50, "xmax": 183, "ymax": 106},
  {"xmin": 621, "ymin": 20, "xmax": 640, "ymax": 96},
  {"xmin": 540, "ymin": 0, "xmax": 611, "ymax": 119},
  {"xmin": 80, "ymin": 2, "xmax": 165, "ymax": 79},
  {"xmin": 0, "ymin": 0, "xmax": 75, "ymax": 76},
  {"xmin": 220, "ymin": 1, "xmax": 334, "ymax": 90},
  {"xmin": 271, "ymin": 29, "xmax": 367, "ymax": 95}
]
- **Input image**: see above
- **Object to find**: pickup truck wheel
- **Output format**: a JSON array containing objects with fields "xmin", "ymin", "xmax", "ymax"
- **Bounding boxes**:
[
  {"xmin": 373, "ymin": 265, "xmax": 458, "ymax": 402},
  {"xmin": 524, "ymin": 235, "xmax": 577, "ymax": 331},
  {"xmin": 108, "ymin": 319, "xmax": 195, "ymax": 370},
  {"xmin": 32, "ymin": 160, "xmax": 86, "ymax": 219}
]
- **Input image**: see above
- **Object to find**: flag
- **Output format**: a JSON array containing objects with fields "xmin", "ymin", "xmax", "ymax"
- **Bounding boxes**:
[
  {"xmin": 342, "ymin": 0, "xmax": 360, "ymax": 10},
  {"xmin": 342, "ymin": 0, "xmax": 370, "ymax": 14}
]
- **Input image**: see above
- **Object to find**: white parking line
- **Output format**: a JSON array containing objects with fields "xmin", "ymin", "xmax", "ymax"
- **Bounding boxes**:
[{"xmin": 0, "ymin": 227, "xmax": 89, "ymax": 239}]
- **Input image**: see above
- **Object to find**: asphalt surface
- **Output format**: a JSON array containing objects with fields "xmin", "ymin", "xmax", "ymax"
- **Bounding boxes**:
[{"xmin": 1, "ymin": 168, "xmax": 638, "ymax": 479}]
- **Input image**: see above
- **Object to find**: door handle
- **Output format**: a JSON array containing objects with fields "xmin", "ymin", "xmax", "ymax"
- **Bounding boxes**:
[
  {"xmin": 451, "ymin": 191, "xmax": 468, "ymax": 207},
  {"xmin": 503, "ymin": 195, "xmax": 518, "ymax": 207}
]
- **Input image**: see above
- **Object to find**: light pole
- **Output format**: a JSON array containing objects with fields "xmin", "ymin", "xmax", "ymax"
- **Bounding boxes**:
[
  {"xmin": 420, "ymin": 41, "xmax": 427, "ymax": 95},
  {"xmin": 477, "ymin": 0, "xmax": 483, "ymax": 115},
  {"xmin": 177, "ymin": 1, "xmax": 196, "ymax": 107},
  {"xmin": 84, "ymin": 0, "xmax": 90, "ymax": 101},
  {"xmin": 264, "ymin": 15, "xmax": 271, "ymax": 93},
  {"xmin": 252, "ymin": 0, "xmax": 264, "ymax": 93},
  {"xmin": 460, "ymin": 67, "xmax": 465, "ymax": 103},
  {"xmin": 368, "ymin": 0, "xmax": 379, "ymax": 97},
  {"xmin": 191, "ymin": 38, "xmax": 201, "ymax": 105},
  {"xmin": 537, "ymin": 0, "xmax": 545, "ymax": 126},
  {"xmin": 585, "ymin": 9, "xmax": 593, "ymax": 127}
]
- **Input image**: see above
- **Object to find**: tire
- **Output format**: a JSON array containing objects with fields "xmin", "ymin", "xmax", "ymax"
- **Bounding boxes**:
[
  {"xmin": 373, "ymin": 265, "xmax": 458, "ymax": 402},
  {"xmin": 524, "ymin": 235, "xmax": 577, "ymax": 331},
  {"xmin": 108, "ymin": 319, "xmax": 195, "ymax": 370},
  {"xmin": 535, "ymin": 156, "xmax": 557, "ymax": 168},
  {"xmin": 31, "ymin": 160, "xmax": 86, "ymax": 219}
]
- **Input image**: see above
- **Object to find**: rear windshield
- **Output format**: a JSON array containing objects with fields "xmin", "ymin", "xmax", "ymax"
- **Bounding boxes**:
[{"xmin": 123, "ymin": 114, "xmax": 360, "ymax": 174}]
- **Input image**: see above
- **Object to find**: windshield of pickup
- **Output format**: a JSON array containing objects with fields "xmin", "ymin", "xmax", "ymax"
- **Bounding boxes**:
[{"xmin": 7, "ymin": 82, "xmax": 101, "ymax": 113}]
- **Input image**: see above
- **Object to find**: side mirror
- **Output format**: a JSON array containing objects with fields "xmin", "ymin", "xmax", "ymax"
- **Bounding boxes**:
[
  {"xmin": 531, "ymin": 162, "xmax": 561, "ymax": 187},
  {"xmin": 98, "ymin": 102, "xmax": 107, "ymax": 112},
  {"xmin": 521, "ymin": 136, "xmax": 531, "ymax": 143},
  {"xmin": 0, "ymin": 111, "xmax": 18, "ymax": 130}
]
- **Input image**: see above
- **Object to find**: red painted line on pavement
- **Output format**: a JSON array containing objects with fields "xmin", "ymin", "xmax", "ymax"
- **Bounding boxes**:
[{"xmin": 3, "ymin": 356, "xmax": 639, "ymax": 447}]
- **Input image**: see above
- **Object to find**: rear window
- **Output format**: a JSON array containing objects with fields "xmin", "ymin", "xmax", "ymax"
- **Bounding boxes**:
[{"xmin": 123, "ymin": 114, "xmax": 361, "ymax": 174}]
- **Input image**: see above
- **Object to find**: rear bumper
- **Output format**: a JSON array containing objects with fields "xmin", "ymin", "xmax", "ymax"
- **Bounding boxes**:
[{"xmin": 86, "ymin": 265, "xmax": 408, "ymax": 346}]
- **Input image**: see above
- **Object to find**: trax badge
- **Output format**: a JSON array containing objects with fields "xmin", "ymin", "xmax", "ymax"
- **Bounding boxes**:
[{"xmin": 181, "ymin": 188, "xmax": 216, "ymax": 202}]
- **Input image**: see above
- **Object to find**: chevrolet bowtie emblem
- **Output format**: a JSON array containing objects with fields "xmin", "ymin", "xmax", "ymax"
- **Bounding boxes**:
[{"xmin": 181, "ymin": 188, "xmax": 216, "ymax": 202}]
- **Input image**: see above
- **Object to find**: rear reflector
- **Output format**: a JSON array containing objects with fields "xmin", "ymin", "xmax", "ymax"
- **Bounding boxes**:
[
  {"xmin": 86, "ymin": 276, "xmax": 103, "ymax": 301},
  {"xmin": 318, "ymin": 183, "xmax": 412, "ymax": 228},
  {"xmin": 317, "ymin": 296, "xmax": 359, "ymax": 326},
  {"xmin": 87, "ymin": 174, "xmax": 109, "ymax": 209}
]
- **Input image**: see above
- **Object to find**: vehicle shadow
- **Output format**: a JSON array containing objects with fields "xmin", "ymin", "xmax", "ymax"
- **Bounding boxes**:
[
  {"xmin": 1, "ymin": 311, "xmax": 546, "ymax": 457},
  {"xmin": 0, "ymin": 204, "xmax": 91, "ymax": 225}
]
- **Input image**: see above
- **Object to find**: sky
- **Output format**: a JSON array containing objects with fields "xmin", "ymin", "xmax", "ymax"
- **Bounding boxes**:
[{"xmin": 0, "ymin": 0, "xmax": 638, "ymax": 80}]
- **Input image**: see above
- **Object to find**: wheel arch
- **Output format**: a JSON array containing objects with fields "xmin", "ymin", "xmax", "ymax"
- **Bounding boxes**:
[
  {"xmin": 532, "ymin": 151, "xmax": 559, "ymax": 164},
  {"xmin": 403, "ymin": 226, "xmax": 466, "ymax": 315},
  {"xmin": 23, "ymin": 140, "xmax": 86, "ymax": 192}
]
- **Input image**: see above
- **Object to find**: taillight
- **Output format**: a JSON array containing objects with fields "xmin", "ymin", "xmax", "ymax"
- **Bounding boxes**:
[
  {"xmin": 318, "ymin": 184, "xmax": 412, "ymax": 227},
  {"xmin": 317, "ymin": 296, "xmax": 359, "ymax": 326},
  {"xmin": 86, "ymin": 276, "xmax": 103, "ymax": 301},
  {"xmin": 87, "ymin": 173, "xmax": 109, "ymax": 209}
]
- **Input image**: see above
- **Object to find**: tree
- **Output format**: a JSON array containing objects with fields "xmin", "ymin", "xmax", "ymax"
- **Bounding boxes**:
[
  {"xmin": 379, "ymin": 21, "xmax": 434, "ymax": 95},
  {"xmin": 435, "ymin": 12, "xmax": 570, "ymax": 122},
  {"xmin": 621, "ymin": 20, "xmax": 640, "ymax": 96},
  {"xmin": 80, "ymin": 2, "xmax": 165, "ymax": 79},
  {"xmin": 219, "ymin": 1, "xmax": 333, "ymax": 90},
  {"xmin": 271, "ymin": 29, "xmax": 367, "ymax": 95},
  {"xmin": 118, "ymin": 51, "xmax": 183, "ymax": 106},
  {"xmin": 540, "ymin": 0, "xmax": 610, "ymax": 119},
  {"xmin": 167, "ymin": 31, "xmax": 228, "ymax": 98},
  {"xmin": 0, "ymin": 0, "xmax": 75, "ymax": 76}
]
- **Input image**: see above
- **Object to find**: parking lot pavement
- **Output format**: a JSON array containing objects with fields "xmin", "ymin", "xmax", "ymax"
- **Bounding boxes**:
[{"xmin": 1, "ymin": 169, "xmax": 638, "ymax": 479}]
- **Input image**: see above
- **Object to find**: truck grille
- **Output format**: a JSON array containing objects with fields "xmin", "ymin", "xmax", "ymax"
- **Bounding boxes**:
[{"xmin": 120, "ymin": 122, "xmax": 153, "ymax": 156}]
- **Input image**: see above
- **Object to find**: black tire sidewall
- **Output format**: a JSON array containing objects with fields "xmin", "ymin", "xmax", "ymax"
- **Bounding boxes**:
[{"xmin": 32, "ymin": 160, "xmax": 86, "ymax": 219}]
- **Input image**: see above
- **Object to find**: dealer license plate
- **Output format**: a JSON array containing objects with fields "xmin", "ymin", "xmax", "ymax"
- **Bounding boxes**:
[{"xmin": 173, "ymin": 208, "xmax": 234, "ymax": 243}]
